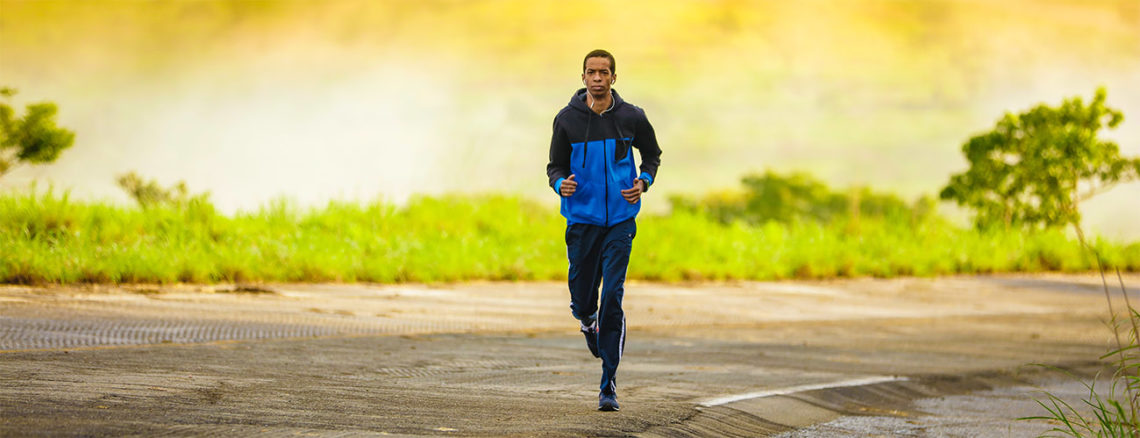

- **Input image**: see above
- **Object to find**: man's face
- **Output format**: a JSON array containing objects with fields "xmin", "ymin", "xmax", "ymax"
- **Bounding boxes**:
[{"xmin": 582, "ymin": 57, "xmax": 615, "ymax": 98}]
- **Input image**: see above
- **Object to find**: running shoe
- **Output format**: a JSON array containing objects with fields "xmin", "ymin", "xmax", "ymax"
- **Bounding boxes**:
[{"xmin": 598, "ymin": 391, "xmax": 619, "ymax": 411}]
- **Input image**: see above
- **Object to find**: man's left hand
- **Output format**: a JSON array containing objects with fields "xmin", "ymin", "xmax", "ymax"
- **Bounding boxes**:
[{"xmin": 620, "ymin": 179, "xmax": 644, "ymax": 204}]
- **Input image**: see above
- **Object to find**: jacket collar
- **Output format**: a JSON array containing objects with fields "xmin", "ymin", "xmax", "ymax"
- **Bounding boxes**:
[{"xmin": 570, "ymin": 88, "xmax": 625, "ymax": 114}]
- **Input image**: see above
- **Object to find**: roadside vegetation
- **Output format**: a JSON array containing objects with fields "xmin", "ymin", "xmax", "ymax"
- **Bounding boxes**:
[
  {"xmin": 1, "ymin": 180, "xmax": 1137, "ymax": 285},
  {"xmin": 2, "ymin": 87, "xmax": 1139, "ymax": 285}
]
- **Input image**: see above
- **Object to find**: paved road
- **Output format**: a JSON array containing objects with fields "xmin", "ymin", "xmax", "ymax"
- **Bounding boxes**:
[{"xmin": 0, "ymin": 275, "xmax": 1131, "ymax": 436}]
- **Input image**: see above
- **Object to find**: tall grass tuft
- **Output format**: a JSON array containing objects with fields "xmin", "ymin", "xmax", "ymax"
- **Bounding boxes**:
[{"xmin": 1022, "ymin": 252, "xmax": 1140, "ymax": 436}]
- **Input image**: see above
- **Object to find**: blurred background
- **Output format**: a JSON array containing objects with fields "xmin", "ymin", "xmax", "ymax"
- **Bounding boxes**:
[{"xmin": 2, "ymin": 0, "xmax": 1138, "ymax": 238}]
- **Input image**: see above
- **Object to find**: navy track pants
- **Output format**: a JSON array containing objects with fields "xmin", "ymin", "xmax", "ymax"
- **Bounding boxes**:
[{"xmin": 565, "ymin": 217, "xmax": 636, "ymax": 396}]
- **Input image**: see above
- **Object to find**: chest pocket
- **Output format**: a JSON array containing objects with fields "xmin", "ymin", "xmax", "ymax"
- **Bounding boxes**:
[{"xmin": 610, "ymin": 118, "xmax": 636, "ymax": 163}]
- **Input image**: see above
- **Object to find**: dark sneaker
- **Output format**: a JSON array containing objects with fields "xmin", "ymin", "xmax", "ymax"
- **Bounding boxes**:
[
  {"xmin": 598, "ymin": 392, "xmax": 619, "ymax": 411},
  {"xmin": 580, "ymin": 320, "xmax": 600, "ymax": 358}
]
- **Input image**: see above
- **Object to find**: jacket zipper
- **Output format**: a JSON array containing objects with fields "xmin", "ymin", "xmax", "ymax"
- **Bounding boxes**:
[
  {"xmin": 602, "ymin": 115, "xmax": 609, "ymax": 225},
  {"xmin": 582, "ymin": 113, "xmax": 591, "ymax": 168}
]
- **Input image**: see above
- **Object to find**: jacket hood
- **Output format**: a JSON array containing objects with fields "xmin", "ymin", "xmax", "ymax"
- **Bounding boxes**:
[{"xmin": 568, "ymin": 88, "xmax": 626, "ymax": 114}]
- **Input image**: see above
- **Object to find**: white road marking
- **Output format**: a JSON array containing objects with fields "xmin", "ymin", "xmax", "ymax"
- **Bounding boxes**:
[{"xmin": 700, "ymin": 376, "xmax": 907, "ymax": 407}]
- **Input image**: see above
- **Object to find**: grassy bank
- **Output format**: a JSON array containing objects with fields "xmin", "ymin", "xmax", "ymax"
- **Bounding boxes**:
[{"xmin": 1, "ymin": 191, "xmax": 1138, "ymax": 284}]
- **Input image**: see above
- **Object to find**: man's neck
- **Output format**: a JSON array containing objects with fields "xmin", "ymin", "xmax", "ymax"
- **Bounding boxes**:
[{"xmin": 588, "ymin": 92, "xmax": 613, "ymax": 115}]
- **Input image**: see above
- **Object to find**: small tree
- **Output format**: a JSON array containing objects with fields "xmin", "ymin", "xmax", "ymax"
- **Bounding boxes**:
[
  {"xmin": 0, "ymin": 87, "xmax": 76, "ymax": 178},
  {"xmin": 116, "ymin": 171, "xmax": 209, "ymax": 208},
  {"xmin": 940, "ymin": 87, "xmax": 1140, "ymax": 235}
]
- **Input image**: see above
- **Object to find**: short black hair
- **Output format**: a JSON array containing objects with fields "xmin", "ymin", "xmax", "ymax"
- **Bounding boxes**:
[{"xmin": 583, "ymin": 49, "xmax": 616, "ymax": 73}]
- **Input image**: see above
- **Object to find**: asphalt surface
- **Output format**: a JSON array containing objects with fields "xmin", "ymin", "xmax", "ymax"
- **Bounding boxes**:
[{"xmin": 0, "ymin": 274, "xmax": 1132, "ymax": 436}]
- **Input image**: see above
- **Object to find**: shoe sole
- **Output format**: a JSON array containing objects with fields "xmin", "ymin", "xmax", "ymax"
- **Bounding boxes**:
[{"xmin": 598, "ymin": 405, "xmax": 619, "ymax": 411}]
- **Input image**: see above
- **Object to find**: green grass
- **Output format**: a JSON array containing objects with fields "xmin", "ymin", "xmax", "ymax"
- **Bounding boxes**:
[
  {"xmin": 1, "ymin": 190, "xmax": 1138, "ymax": 284},
  {"xmin": 1020, "ymin": 271, "xmax": 1140, "ymax": 437}
]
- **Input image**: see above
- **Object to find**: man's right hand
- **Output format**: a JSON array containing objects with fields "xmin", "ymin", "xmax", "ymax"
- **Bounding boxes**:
[{"xmin": 560, "ymin": 174, "xmax": 577, "ymax": 197}]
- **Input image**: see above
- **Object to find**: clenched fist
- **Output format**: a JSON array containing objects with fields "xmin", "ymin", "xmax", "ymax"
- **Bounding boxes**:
[
  {"xmin": 560, "ymin": 174, "xmax": 577, "ymax": 197},
  {"xmin": 621, "ymin": 179, "xmax": 644, "ymax": 204}
]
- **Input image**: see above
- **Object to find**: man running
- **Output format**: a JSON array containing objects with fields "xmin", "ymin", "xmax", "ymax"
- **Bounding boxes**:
[{"xmin": 546, "ymin": 49, "xmax": 662, "ymax": 411}]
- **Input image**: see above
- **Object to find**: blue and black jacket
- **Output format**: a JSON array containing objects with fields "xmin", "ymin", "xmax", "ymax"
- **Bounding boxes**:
[{"xmin": 547, "ymin": 89, "xmax": 662, "ymax": 227}]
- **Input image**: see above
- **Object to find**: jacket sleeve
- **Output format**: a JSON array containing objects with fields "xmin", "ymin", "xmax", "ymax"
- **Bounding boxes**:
[
  {"xmin": 546, "ymin": 114, "xmax": 571, "ymax": 194},
  {"xmin": 634, "ymin": 110, "xmax": 661, "ymax": 192}
]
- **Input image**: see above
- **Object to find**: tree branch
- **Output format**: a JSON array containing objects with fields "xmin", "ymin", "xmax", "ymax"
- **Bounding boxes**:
[
  {"xmin": 1078, "ymin": 182, "xmax": 1118, "ymax": 202},
  {"xmin": 0, "ymin": 160, "xmax": 21, "ymax": 178}
]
